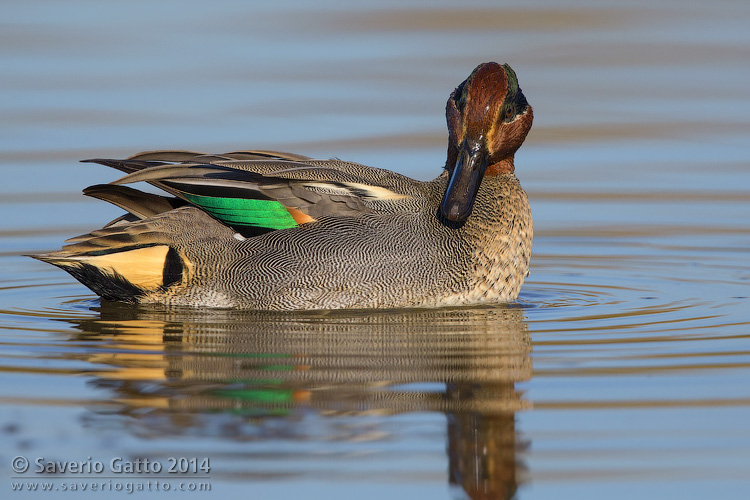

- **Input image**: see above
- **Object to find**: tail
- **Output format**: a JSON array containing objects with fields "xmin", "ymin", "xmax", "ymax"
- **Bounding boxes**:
[{"xmin": 31, "ymin": 243, "xmax": 185, "ymax": 303}]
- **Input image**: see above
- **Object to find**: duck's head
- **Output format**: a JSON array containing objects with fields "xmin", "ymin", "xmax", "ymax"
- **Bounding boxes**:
[{"xmin": 441, "ymin": 62, "xmax": 533, "ymax": 223}]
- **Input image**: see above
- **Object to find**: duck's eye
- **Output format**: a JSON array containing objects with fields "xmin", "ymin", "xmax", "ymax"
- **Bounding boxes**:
[{"xmin": 502, "ymin": 105, "xmax": 516, "ymax": 123}]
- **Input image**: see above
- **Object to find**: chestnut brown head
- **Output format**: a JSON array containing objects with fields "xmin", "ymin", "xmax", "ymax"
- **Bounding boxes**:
[{"xmin": 441, "ymin": 63, "xmax": 533, "ymax": 223}]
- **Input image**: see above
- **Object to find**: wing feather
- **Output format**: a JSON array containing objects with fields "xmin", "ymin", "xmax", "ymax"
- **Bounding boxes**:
[{"xmin": 83, "ymin": 184, "xmax": 185, "ymax": 220}]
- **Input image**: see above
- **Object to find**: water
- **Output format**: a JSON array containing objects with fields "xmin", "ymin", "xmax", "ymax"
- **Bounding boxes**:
[{"xmin": 2, "ymin": 0, "xmax": 749, "ymax": 498}]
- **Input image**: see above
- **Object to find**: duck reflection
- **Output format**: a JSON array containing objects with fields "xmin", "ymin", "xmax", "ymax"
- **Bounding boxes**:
[{"xmin": 67, "ymin": 303, "xmax": 531, "ymax": 500}]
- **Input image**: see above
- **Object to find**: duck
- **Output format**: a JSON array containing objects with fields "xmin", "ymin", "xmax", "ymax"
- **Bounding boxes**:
[{"xmin": 32, "ymin": 62, "xmax": 533, "ymax": 310}]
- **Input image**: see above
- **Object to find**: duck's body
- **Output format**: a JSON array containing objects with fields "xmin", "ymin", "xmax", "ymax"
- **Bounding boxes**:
[{"xmin": 33, "ymin": 62, "xmax": 533, "ymax": 310}]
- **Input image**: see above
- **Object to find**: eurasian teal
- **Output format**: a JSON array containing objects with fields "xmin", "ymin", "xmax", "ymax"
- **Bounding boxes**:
[{"xmin": 32, "ymin": 62, "xmax": 534, "ymax": 310}]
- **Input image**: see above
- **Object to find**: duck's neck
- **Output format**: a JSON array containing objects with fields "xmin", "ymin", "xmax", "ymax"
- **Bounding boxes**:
[{"xmin": 486, "ymin": 157, "xmax": 514, "ymax": 175}]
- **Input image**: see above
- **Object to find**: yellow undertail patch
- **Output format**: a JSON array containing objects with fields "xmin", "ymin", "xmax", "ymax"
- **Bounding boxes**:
[{"xmin": 70, "ymin": 245, "xmax": 172, "ymax": 291}]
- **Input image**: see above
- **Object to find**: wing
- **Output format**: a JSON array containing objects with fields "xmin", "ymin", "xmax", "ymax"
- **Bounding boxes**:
[{"xmin": 83, "ymin": 150, "xmax": 419, "ymax": 237}]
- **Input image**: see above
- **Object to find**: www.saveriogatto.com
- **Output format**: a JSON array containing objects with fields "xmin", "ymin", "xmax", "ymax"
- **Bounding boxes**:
[{"xmin": 9, "ymin": 456, "xmax": 212, "ymax": 494}]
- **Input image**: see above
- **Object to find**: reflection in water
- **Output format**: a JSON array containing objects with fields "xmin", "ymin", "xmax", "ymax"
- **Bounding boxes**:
[
  {"xmin": 63, "ymin": 303, "xmax": 531, "ymax": 500},
  {"xmin": 447, "ymin": 385, "xmax": 526, "ymax": 500}
]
